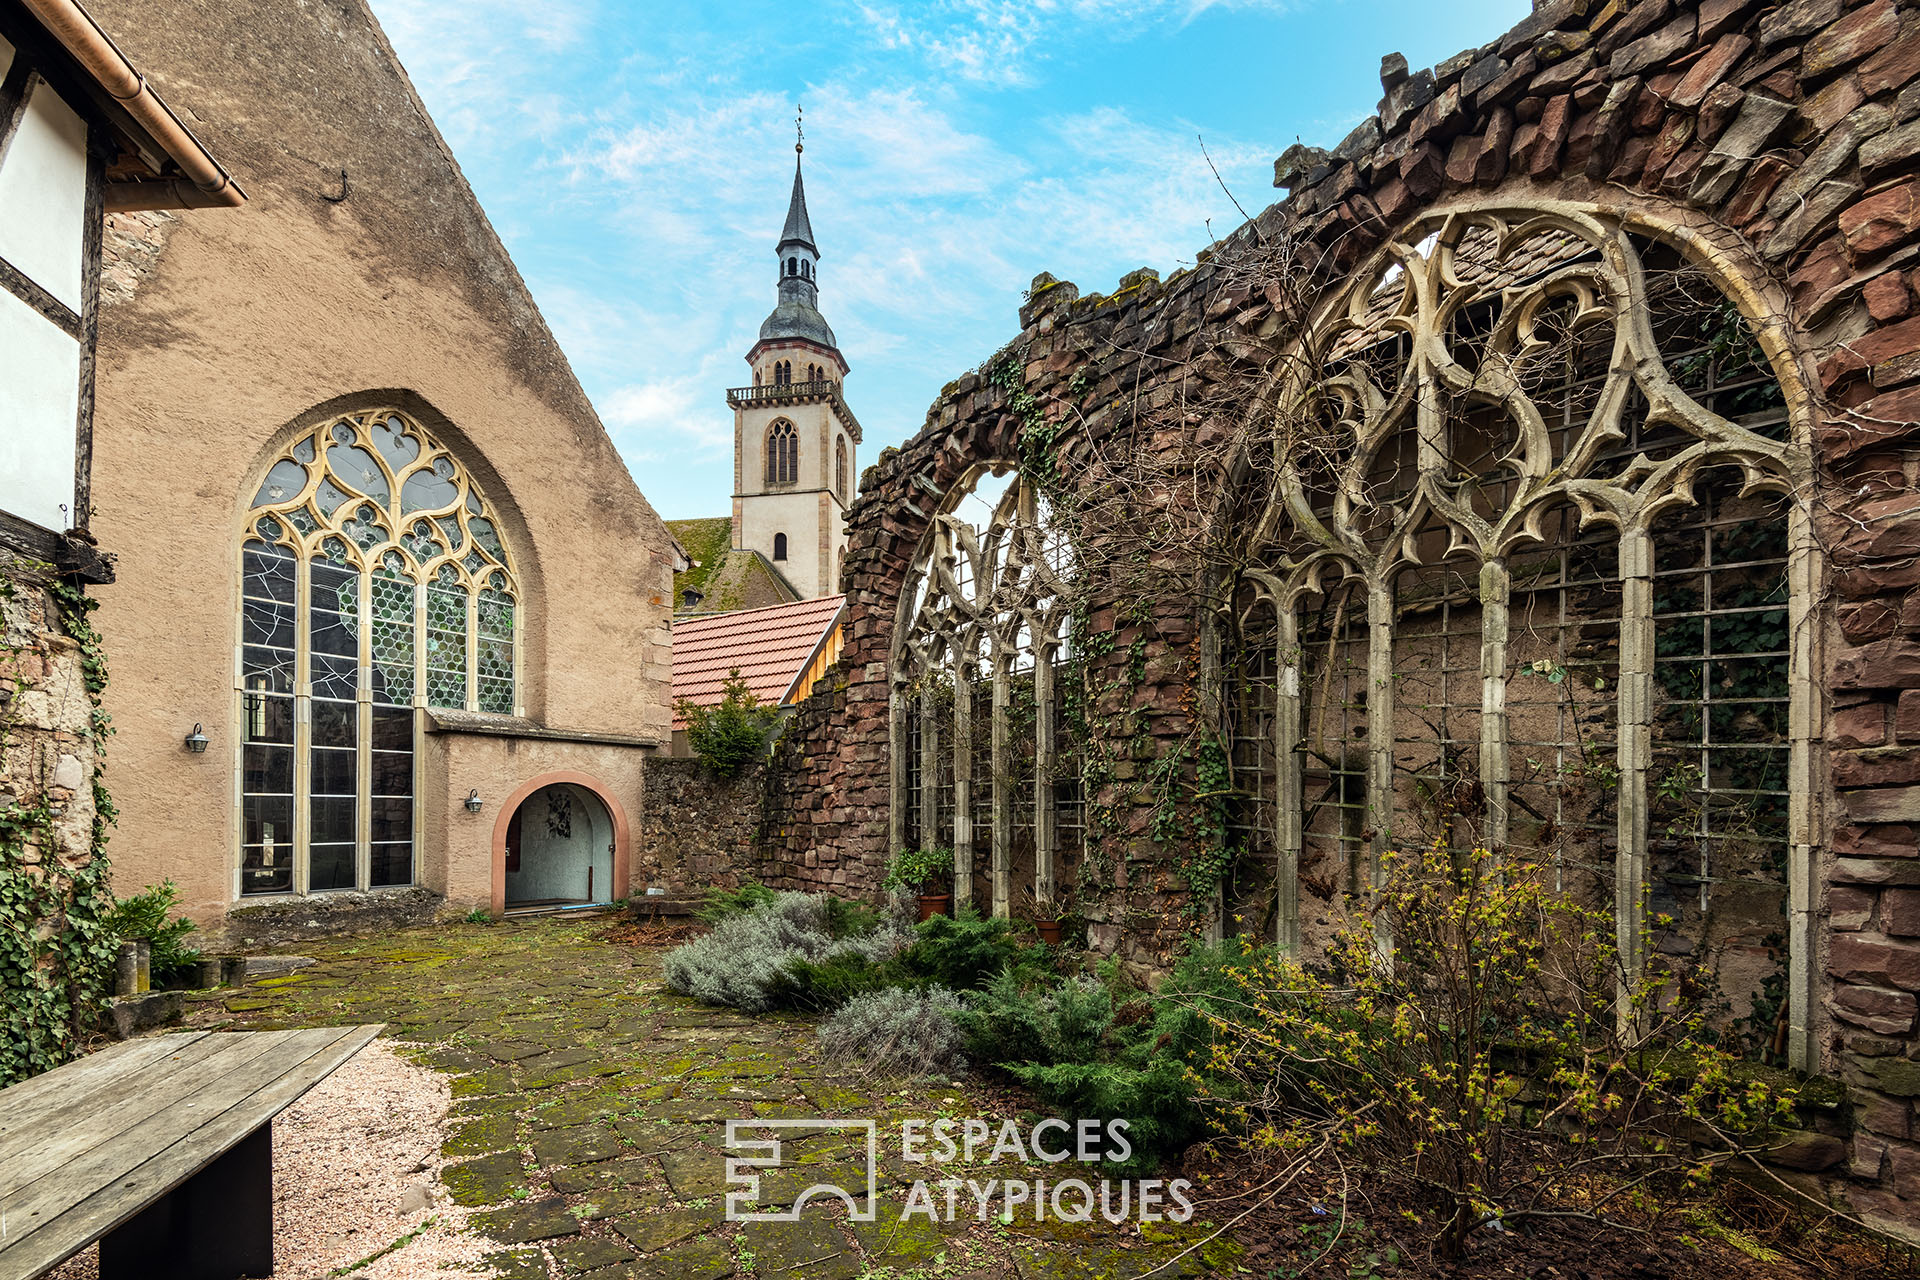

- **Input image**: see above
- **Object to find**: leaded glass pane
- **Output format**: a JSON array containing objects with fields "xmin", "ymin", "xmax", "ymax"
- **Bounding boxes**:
[
  {"xmin": 426, "ymin": 583, "xmax": 468, "ymax": 710},
  {"xmin": 371, "ymin": 416, "xmax": 420, "ymax": 473},
  {"xmin": 468, "ymin": 517, "xmax": 504, "ymax": 559},
  {"xmin": 326, "ymin": 441, "xmax": 391, "ymax": 506},
  {"xmin": 311, "ymin": 561, "xmax": 360, "ymax": 701},
  {"xmin": 285, "ymin": 506, "xmax": 319, "ymax": 536},
  {"xmin": 252, "ymin": 458, "xmax": 307, "ymax": 507},
  {"xmin": 371, "ymin": 570, "xmax": 415, "ymax": 707},
  {"xmin": 402, "ymin": 468, "xmax": 458, "ymax": 514}
]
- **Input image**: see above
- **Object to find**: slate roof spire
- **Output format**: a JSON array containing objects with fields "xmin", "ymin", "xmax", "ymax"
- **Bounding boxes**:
[{"xmin": 757, "ymin": 104, "xmax": 837, "ymax": 353}]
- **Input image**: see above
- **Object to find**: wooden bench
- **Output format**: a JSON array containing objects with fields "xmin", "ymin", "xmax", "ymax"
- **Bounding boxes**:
[{"xmin": 0, "ymin": 1024, "xmax": 383, "ymax": 1280}]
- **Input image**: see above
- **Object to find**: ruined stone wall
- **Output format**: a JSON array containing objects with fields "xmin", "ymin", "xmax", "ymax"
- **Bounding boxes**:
[
  {"xmin": 0, "ymin": 551, "xmax": 113, "ymax": 1080},
  {"xmin": 635, "ymin": 756, "xmax": 763, "ymax": 896},
  {"xmin": 759, "ymin": 0, "xmax": 1920, "ymax": 1233}
]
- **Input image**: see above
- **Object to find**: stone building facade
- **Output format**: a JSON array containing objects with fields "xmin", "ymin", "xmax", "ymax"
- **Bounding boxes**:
[
  {"xmin": 79, "ymin": 0, "xmax": 679, "ymax": 938},
  {"xmin": 744, "ymin": 0, "xmax": 1920, "ymax": 1234}
]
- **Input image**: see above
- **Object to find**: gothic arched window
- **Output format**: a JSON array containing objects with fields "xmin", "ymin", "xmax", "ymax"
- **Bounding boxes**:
[
  {"xmin": 241, "ymin": 408, "xmax": 519, "ymax": 898},
  {"xmin": 835, "ymin": 436, "xmax": 848, "ymax": 500},
  {"xmin": 773, "ymin": 532, "xmax": 789, "ymax": 560},
  {"xmin": 766, "ymin": 419, "xmax": 798, "ymax": 485},
  {"xmin": 891, "ymin": 465, "xmax": 1080, "ymax": 918},
  {"xmin": 1220, "ymin": 201, "xmax": 1814, "ymax": 1065}
]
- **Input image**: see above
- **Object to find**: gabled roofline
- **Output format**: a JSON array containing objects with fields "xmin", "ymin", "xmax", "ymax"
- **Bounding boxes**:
[{"xmin": 780, "ymin": 597, "xmax": 846, "ymax": 705}]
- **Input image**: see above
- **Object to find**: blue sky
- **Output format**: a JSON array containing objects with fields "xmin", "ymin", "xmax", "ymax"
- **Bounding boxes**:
[{"xmin": 369, "ymin": 0, "xmax": 1530, "ymax": 521}]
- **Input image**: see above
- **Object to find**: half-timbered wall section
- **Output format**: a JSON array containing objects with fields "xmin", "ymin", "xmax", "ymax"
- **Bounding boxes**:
[{"xmin": 755, "ymin": 0, "xmax": 1920, "ymax": 1232}]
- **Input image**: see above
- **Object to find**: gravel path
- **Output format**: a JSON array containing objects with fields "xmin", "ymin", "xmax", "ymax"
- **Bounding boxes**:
[{"xmin": 47, "ymin": 1039, "xmax": 500, "ymax": 1280}]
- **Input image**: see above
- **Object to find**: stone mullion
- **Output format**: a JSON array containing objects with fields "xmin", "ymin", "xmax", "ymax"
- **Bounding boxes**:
[
  {"xmin": 1366, "ymin": 578, "xmax": 1396, "ymax": 894},
  {"xmin": 1479, "ymin": 558, "xmax": 1511, "ymax": 856},
  {"xmin": 1033, "ymin": 648, "xmax": 1056, "ymax": 909},
  {"xmin": 919, "ymin": 682, "xmax": 940, "ymax": 855},
  {"xmin": 888, "ymin": 684, "xmax": 908, "ymax": 859},
  {"xmin": 952, "ymin": 649, "xmax": 975, "ymax": 912},
  {"xmin": 1276, "ymin": 605, "xmax": 1303, "ymax": 955},
  {"xmin": 1786, "ymin": 502, "xmax": 1820, "ymax": 1071},
  {"xmin": 1615, "ymin": 527, "xmax": 1654, "ymax": 1032},
  {"xmin": 990, "ymin": 654, "xmax": 1012, "ymax": 919}
]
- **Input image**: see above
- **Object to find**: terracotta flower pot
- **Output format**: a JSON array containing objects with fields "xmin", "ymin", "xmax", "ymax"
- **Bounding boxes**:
[
  {"xmin": 916, "ymin": 893, "xmax": 952, "ymax": 922},
  {"xmin": 1036, "ymin": 919, "xmax": 1064, "ymax": 946}
]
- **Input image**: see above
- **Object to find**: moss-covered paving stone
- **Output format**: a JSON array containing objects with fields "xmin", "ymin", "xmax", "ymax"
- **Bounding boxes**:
[
  {"xmin": 443, "ymin": 1111, "xmax": 520, "ymax": 1157},
  {"xmin": 478, "ymin": 1247, "xmax": 549, "ymax": 1280},
  {"xmin": 850, "ymin": 1205, "xmax": 960, "ymax": 1268},
  {"xmin": 613, "ymin": 1206, "xmax": 722, "ymax": 1254},
  {"xmin": 530, "ymin": 1124, "xmax": 625, "ymax": 1167},
  {"xmin": 657, "ymin": 1148, "xmax": 729, "ymax": 1199},
  {"xmin": 626, "ymin": 1235, "xmax": 733, "ymax": 1280},
  {"xmin": 442, "ymin": 1150, "xmax": 530, "ymax": 1206},
  {"xmin": 548, "ymin": 1235, "xmax": 637, "ymax": 1274},
  {"xmin": 738, "ymin": 1216, "xmax": 860, "ymax": 1279},
  {"xmin": 472, "ymin": 1196, "xmax": 581, "ymax": 1244}
]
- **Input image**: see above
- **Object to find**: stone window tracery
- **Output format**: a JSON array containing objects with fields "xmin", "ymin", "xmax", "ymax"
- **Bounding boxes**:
[
  {"xmin": 835, "ymin": 436, "xmax": 848, "ymax": 500},
  {"xmin": 240, "ymin": 408, "xmax": 520, "ymax": 897},
  {"xmin": 767, "ymin": 419, "xmax": 799, "ymax": 485},
  {"xmin": 891, "ymin": 465, "xmax": 1080, "ymax": 916},
  {"xmin": 1221, "ymin": 201, "xmax": 1816, "ymax": 1066}
]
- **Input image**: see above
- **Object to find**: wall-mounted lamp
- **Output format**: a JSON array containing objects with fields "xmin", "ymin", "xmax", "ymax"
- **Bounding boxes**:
[
  {"xmin": 464, "ymin": 788, "xmax": 484, "ymax": 814},
  {"xmin": 184, "ymin": 723, "xmax": 209, "ymax": 754}
]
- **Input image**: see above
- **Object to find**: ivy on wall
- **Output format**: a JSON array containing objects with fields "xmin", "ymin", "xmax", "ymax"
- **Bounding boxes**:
[
  {"xmin": 0, "ymin": 568, "xmax": 118, "ymax": 1086},
  {"xmin": 991, "ymin": 354, "xmax": 1232, "ymax": 936}
]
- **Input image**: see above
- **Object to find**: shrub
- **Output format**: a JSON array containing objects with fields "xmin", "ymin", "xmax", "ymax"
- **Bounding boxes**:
[
  {"xmin": 957, "ymin": 964, "xmax": 1206, "ymax": 1171},
  {"xmin": 1196, "ymin": 842, "xmax": 1795, "ymax": 1258},
  {"xmin": 664, "ymin": 892, "xmax": 837, "ymax": 1012},
  {"xmin": 819, "ymin": 985, "xmax": 968, "ymax": 1079},
  {"xmin": 677, "ymin": 671, "xmax": 782, "ymax": 779},
  {"xmin": 904, "ymin": 909, "xmax": 1038, "ymax": 990},
  {"xmin": 105, "ymin": 881, "xmax": 200, "ymax": 982},
  {"xmin": 695, "ymin": 881, "xmax": 777, "ymax": 925}
]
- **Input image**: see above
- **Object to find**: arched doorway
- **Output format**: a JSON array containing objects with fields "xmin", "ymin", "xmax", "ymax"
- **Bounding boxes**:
[{"xmin": 503, "ymin": 782, "xmax": 614, "ymax": 911}]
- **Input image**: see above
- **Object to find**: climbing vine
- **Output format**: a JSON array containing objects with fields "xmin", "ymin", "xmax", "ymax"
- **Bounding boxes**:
[
  {"xmin": 990, "ymin": 352, "xmax": 1235, "ymax": 936},
  {"xmin": 0, "ymin": 564, "xmax": 118, "ymax": 1086}
]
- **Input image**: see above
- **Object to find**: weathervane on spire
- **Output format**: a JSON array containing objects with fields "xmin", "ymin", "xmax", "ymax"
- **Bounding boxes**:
[{"xmin": 795, "ymin": 104, "xmax": 804, "ymax": 155}]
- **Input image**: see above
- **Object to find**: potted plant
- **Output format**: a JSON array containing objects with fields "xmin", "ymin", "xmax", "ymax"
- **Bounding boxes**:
[
  {"xmin": 1018, "ymin": 887, "xmax": 1065, "ymax": 945},
  {"xmin": 885, "ymin": 846, "xmax": 955, "ymax": 921}
]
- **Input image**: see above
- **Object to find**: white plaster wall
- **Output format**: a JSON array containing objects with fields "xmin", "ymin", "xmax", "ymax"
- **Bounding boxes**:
[
  {"xmin": 0, "ymin": 80, "xmax": 88, "ymax": 311},
  {"xmin": 505, "ymin": 782, "xmax": 613, "ymax": 904},
  {"xmin": 0, "ymin": 33, "xmax": 16, "ymax": 79},
  {"xmin": 0, "ymin": 290, "xmax": 80, "ymax": 531}
]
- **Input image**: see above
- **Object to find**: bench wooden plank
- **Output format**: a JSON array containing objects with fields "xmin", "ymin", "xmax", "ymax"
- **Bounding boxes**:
[
  {"xmin": 0, "ymin": 1024, "xmax": 381, "ymax": 1278},
  {"xmin": 0, "ymin": 1030, "xmax": 304, "ymax": 1202},
  {"xmin": 0, "ymin": 1031, "xmax": 239, "ymax": 1165},
  {"xmin": 0, "ymin": 1034, "xmax": 212, "ymax": 1134}
]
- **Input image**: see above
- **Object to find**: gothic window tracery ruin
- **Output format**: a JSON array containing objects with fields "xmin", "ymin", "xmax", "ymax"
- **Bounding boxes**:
[
  {"xmin": 890, "ymin": 465, "xmax": 1080, "ymax": 917},
  {"xmin": 240, "ymin": 408, "xmax": 520, "ymax": 897},
  {"xmin": 1221, "ymin": 201, "xmax": 1816, "ymax": 1066}
]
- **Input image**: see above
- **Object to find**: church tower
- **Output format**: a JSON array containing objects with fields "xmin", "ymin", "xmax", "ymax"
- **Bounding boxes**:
[{"xmin": 726, "ymin": 125, "xmax": 860, "ymax": 600}]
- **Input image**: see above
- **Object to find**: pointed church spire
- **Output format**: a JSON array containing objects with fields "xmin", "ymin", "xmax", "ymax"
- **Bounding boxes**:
[
  {"xmin": 780, "ymin": 156, "xmax": 817, "ymax": 254},
  {"xmin": 779, "ymin": 106, "xmax": 816, "ymax": 254}
]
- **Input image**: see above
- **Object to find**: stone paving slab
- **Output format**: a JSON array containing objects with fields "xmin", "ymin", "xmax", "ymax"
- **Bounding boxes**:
[{"xmin": 179, "ymin": 916, "xmax": 1242, "ymax": 1279}]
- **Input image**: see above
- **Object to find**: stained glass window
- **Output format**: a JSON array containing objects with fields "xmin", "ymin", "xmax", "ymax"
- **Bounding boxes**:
[{"xmin": 239, "ymin": 408, "xmax": 521, "ymax": 897}]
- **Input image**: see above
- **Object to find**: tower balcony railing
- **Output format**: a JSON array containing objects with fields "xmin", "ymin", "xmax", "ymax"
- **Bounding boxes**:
[{"xmin": 726, "ymin": 378, "xmax": 839, "ymax": 406}]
